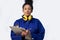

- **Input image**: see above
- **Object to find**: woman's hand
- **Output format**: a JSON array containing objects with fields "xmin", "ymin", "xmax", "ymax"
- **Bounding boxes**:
[{"xmin": 21, "ymin": 30, "xmax": 29, "ymax": 36}]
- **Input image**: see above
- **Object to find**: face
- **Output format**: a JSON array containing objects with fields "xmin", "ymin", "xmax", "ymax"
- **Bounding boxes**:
[{"xmin": 23, "ymin": 4, "xmax": 32, "ymax": 16}]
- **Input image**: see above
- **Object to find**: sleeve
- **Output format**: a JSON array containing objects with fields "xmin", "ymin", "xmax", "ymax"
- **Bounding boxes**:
[
  {"xmin": 11, "ymin": 20, "xmax": 21, "ymax": 40},
  {"xmin": 33, "ymin": 20, "xmax": 45, "ymax": 40}
]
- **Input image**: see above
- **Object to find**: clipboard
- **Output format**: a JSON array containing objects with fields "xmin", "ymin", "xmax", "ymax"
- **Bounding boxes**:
[
  {"xmin": 9, "ymin": 26, "xmax": 26, "ymax": 34},
  {"xmin": 9, "ymin": 26, "xmax": 32, "ymax": 40}
]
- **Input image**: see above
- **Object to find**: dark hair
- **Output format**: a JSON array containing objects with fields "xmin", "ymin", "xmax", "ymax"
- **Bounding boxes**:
[{"xmin": 22, "ymin": 0, "xmax": 33, "ymax": 12}]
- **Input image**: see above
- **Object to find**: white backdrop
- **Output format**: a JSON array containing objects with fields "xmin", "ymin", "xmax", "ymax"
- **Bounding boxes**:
[{"xmin": 0, "ymin": 0, "xmax": 60, "ymax": 40}]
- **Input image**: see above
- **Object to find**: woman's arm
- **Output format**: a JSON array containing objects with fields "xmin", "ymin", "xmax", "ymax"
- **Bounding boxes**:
[
  {"xmin": 11, "ymin": 20, "xmax": 21, "ymax": 40},
  {"xmin": 32, "ymin": 20, "xmax": 45, "ymax": 40}
]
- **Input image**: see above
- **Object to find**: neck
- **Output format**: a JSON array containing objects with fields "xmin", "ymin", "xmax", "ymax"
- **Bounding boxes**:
[{"xmin": 24, "ymin": 14, "xmax": 31, "ymax": 17}]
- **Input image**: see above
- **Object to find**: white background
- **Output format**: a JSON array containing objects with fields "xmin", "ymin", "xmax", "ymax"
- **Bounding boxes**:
[{"xmin": 0, "ymin": 0, "xmax": 60, "ymax": 40}]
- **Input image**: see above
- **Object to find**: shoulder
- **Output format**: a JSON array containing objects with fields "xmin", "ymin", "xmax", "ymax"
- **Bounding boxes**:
[
  {"xmin": 32, "ymin": 18, "xmax": 43, "ymax": 25},
  {"xmin": 14, "ymin": 18, "xmax": 23, "ymax": 23},
  {"xmin": 32, "ymin": 18, "xmax": 40, "ymax": 22},
  {"xmin": 13, "ymin": 18, "xmax": 23, "ymax": 25}
]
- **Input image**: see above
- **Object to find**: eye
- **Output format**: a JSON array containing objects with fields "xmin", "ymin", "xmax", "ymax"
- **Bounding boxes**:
[
  {"xmin": 28, "ymin": 8, "xmax": 31, "ymax": 10},
  {"xmin": 24, "ymin": 8, "xmax": 27, "ymax": 10}
]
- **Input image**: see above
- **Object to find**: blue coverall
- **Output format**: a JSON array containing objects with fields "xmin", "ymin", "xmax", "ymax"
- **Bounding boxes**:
[{"xmin": 11, "ymin": 18, "xmax": 45, "ymax": 40}]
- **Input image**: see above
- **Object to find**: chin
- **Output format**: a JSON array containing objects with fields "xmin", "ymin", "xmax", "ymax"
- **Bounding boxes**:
[
  {"xmin": 25, "ymin": 14, "xmax": 30, "ymax": 16},
  {"xmin": 26, "ymin": 14, "xmax": 30, "ymax": 16}
]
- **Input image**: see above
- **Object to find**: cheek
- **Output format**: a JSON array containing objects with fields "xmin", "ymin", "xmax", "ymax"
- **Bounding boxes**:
[
  {"xmin": 29, "ymin": 10, "xmax": 31, "ymax": 13},
  {"xmin": 24, "ymin": 10, "xmax": 26, "ymax": 12},
  {"xmin": 23, "ymin": 9, "xmax": 26, "ymax": 13}
]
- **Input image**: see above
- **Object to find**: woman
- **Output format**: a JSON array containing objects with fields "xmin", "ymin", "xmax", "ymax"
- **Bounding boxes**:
[{"xmin": 11, "ymin": 0, "xmax": 45, "ymax": 40}]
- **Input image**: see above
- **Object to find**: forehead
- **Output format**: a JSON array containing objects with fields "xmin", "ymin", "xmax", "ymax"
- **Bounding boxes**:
[{"xmin": 24, "ymin": 4, "xmax": 31, "ymax": 8}]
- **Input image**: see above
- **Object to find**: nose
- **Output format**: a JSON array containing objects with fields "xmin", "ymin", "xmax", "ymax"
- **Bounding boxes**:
[
  {"xmin": 26, "ymin": 10, "xmax": 29, "ymax": 13},
  {"xmin": 26, "ymin": 9, "xmax": 29, "ymax": 12}
]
